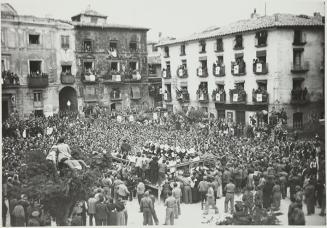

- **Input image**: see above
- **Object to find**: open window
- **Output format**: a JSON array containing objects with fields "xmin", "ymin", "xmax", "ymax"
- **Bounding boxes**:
[
  {"xmin": 110, "ymin": 62, "xmax": 119, "ymax": 71},
  {"xmin": 61, "ymin": 35, "xmax": 70, "ymax": 49},
  {"xmin": 29, "ymin": 34, "xmax": 40, "ymax": 45},
  {"xmin": 61, "ymin": 65, "xmax": 72, "ymax": 74},
  {"xmin": 83, "ymin": 61, "xmax": 93, "ymax": 71},
  {"xmin": 293, "ymin": 49, "xmax": 303, "ymax": 66},
  {"xmin": 293, "ymin": 30, "xmax": 306, "ymax": 45},
  {"xmin": 199, "ymin": 40, "xmax": 206, "ymax": 53},
  {"xmin": 234, "ymin": 35, "xmax": 243, "ymax": 49},
  {"xmin": 129, "ymin": 61, "xmax": 137, "ymax": 71},
  {"xmin": 129, "ymin": 41, "xmax": 137, "ymax": 51},
  {"xmin": 182, "ymin": 59, "xmax": 187, "ymax": 68},
  {"xmin": 164, "ymin": 46, "xmax": 169, "ymax": 57},
  {"xmin": 166, "ymin": 61, "xmax": 171, "ymax": 71},
  {"xmin": 33, "ymin": 91, "xmax": 42, "ymax": 102},
  {"xmin": 29, "ymin": 61, "xmax": 42, "ymax": 74},
  {"xmin": 180, "ymin": 44, "xmax": 186, "ymax": 55},
  {"xmin": 109, "ymin": 40, "xmax": 118, "ymax": 50},
  {"xmin": 255, "ymin": 30, "xmax": 267, "ymax": 47},
  {"xmin": 232, "ymin": 53, "xmax": 246, "ymax": 75},
  {"xmin": 216, "ymin": 38, "xmax": 223, "ymax": 52},
  {"xmin": 83, "ymin": 40, "xmax": 92, "ymax": 52},
  {"xmin": 293, "ymin": 112, "xmax": 303, "ymax": 129}
]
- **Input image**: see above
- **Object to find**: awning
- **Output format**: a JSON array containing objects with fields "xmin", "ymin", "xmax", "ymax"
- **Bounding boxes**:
[
  {"xmin": 256, "ymin": 50, "xmax": 267, "ymax": 57},
  {"xmin": 235, "ymin": 80, "xmax": 245, "ymax": 84},
  {"xmin": 179, "ymin": 81, "xmax": 188, "ymax": 86},
  {"xmin": 199, "ymin": 56, "xmax": 207, "ymax": 61},
  {"xmin": 61, "ymin": 61, "xmax": 73, "ymax": 65},
  {"xmin": 131, "ymin": 86, "xmax": 141, "ymax": 98},
  {"xmin": 256, "ymin": 79, "xmax": 267, "ymax": 83},
  {"xmin": 215, "ymin": 81, "xmax": 225, "ymax": 85},
  {"xmin": 235, "ymin": 53, "xmax": 244, "ymax": 58}
]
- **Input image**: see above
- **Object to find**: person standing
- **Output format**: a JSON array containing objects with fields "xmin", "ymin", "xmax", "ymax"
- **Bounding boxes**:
[
  {"xmin": 139, "ymin": 191, "xmax": 154, "ymax": 225},
  {"xmin": 164, "ymin": 191, "xmax": 176, "ymax": 225},
  {"xmin": 272, "ymin": 181, "xmax": 282, "ymax": 211},
  {"xmin": 172, "ymin": 183, "xmax": 182, "ymax": 219},
  {"xmin": 182, "ymin": 172, "xmax": 193, "ymax": 204},
  {"xmin": 242, "ymin": 186, "xmax": 254, "ymax": 215},
  {"xmin": 149, "ymin": 190, "xmax": 159, "ymax": 225},
  {"xmin": 95, "ymin": 196, "xmax": 107, "ymax": 226},
  {"xmin": 304, "ymin": 179, "xmax": 316, "ymax": 215},
  {"xmin": 11, "ymin": 202, "xmax": 25, "ymax": 227},
  {"xmin": 224, "ymin": 180, "xmax": 235, "ymax": 214},
  {"xmin": 198, "ymin": 176, "xmax": 209, "ymax": 210},
  {"xmin": 137, "ymin": 180, "xmax": 145, "ymax": 205},
  {"xmin": 87, "ymin": 194, "xmax": 97, "ymax": 226},
  {"xmin": 204, "ymin": 185, "xmax": 218, "ymax": 215}
]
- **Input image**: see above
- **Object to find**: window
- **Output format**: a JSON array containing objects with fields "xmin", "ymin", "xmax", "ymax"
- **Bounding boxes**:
[
  {"xmin": 85, "ymin": 86, "xmax": 96, "ymax": 95},
  {"xmin": 257, "ymin": 81, "xmax": 267, "ymax": 91},
  {"xmin": 236, "ymin": 111, "xmax": 246, "ymax": 125},
  {"xmin": 29, "ymin": 34, "xmax": 40, "ymax": 45},
  {"xmin": 216, "ymin": 38, "xmax": 223, "ymax": 52},
  {"xmin": 33, "ymin": 91, "xmax": 42, "ymax": 102},
  {"xmin": 149, "ymin": 64, "xmax": 156, "ymax": 75},
  {"xmin": 129, "ymin": 41, "xmax": 137, "ymax": 51},
  {"xmin": 83, "ymin": 40, "xmax": 92, "ymax": 52},
  {"xmin": 217, "ymin": 56, "xmax": 224, "ymax": 65},
  {"xmin": 61, "ymin": 65, "xmax": 71, "ymax": 74},
  {"xmin": 293, "ymin": 79, "xmax": 303, "ymax": 90},
  {"xmin": 112, "ymin": 88, "xmax": 121, "ymax": 99},
  {"xmin": 293, "ymin": 49, "xmax": 302, "ymax": 66},
  {"xmin": 110, "ymin": 62, "xmax": 118, "ymax": 71},
  {"xmin": 152, "ymin": 44, "xmax": 158, "ymax": 52},
  {"xmin": 293, "ymin": 30, "xmax": 306, "ymax": 45},
  {"xmin": 129, "ymin": 61, "xmax": 137, "ymax": 70},
  {"xmin": 200, "ymin": 60, "xmax": 207, "ymax": 69},
  {"xmin": 1, "ymin": 29, "xmax": 5, "ymax": 45},
  {"xmin": 61, "ymin": 35, "xmax": 70, "ymax": 49},
  {"xmin": 217, "ymin": 110, "xmax": 225, "ymax": 120},
  {"xmin": 180, "ymin": 44, "xmax": 186, "ymax": 55},
  {"xmin": 90, "ymin": 17, "xmax": 98, "ymax": 24},
  {"xmin": 293, "ymin": 112, "xmax": 303, "ymax": 129},
  {"xmin": 235, "ymin": 82, "xmax": 245, "ymax": 90},
  {"xmin": 1, "ymin": 59, "xmax": 5, "ymax": 72},
  {"xmin": 165, "ymin": 84, "xmax": 171, "ymax": 94},
  {"xmin": 234, "ymin": 35, "xmax": 243, "ymax": 49},
  {"xmin": 29, "ymin": 61, "xmax": 42, "ymax": 74},
  {"xmin": 166, "ymin": 61, "xmax": 171, "ymax": 71},
  {"xmin": 199, "ymin": 40, "xmax": 206, "ymax": 53},
  {"xmin": 164, "ymin": 46, "xmax": 169, "ymax": 57},
  {"xmin": 34, "ymin": 110, "xmax": 44, "ymax": 117},
  {"xmin": 109, "ymin": 41, "xmax": 117, "ymax": 50},
  {"xmin": 255, "ymin": 31, "xmax": 267, "ymax": 46},
  {"xmin": 83, "ymin": 62, "xmax": 93, "ymax": 71}
]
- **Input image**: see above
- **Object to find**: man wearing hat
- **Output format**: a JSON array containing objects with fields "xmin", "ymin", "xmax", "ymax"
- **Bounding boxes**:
[
  {"xmin": 224, "ymin": 179, "xmax": 235, "ymax": 214},
  {"xmin": 198, "ymin": 176, "xmax": 209, "ymax": 210},
  {"xmin": 27, "ymin": 211, "xmax": 40, "ymax": 226},
  {"xmin": 182, "ymin": 171, "xmax": 193, "ymax": 204},
  {"xmin": 172, "ymin": 182, "xmax": 182, "ymax": 218},
  {"xmin": 140, "ymin": 191, "xmax": 154, "ymax": 225},
  {"xmin": 304, "ymin": 178, "xmax": 316, "ymax": 215},
  {"xmin": 204, "ymin": 184, "xmax": 218, "ymax": 215}
]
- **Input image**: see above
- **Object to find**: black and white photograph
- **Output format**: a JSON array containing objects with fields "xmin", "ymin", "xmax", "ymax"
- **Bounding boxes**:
[{"xmin": 1, "ymin": 0, "xmax": 326, "ymax": 226}]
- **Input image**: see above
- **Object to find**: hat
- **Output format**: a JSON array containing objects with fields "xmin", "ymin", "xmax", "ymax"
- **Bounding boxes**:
[{"xmin": 31, "ymin": 211, "xmax": 40, "ymax": 217}]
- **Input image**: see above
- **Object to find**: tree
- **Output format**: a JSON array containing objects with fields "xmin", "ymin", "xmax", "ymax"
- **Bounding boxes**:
[{"xmin": 18, "ymin": 149, "xmax": 99, "ymax": 226}]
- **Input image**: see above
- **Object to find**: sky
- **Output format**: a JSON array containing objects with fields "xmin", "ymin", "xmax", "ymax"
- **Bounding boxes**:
[{"xmin": 3, "ymin": 0, "xmax": 325, "ymax": 41}]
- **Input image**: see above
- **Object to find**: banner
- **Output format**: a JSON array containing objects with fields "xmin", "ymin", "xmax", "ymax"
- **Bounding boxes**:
[
  {"xmin": 198, "ymin": 68, "xmax": 203, "ymax": 76},
  {"xmin": 162, "ymin": 70, "xmax": 166, "ymax": 78},
  {"xmin": 116, "ymin": 74, "xmax": 121, "ymax": 82},
  {"xmin": 164, "ymin": 93, "xmax": 168, "ymax": 100},
  {"xmin": 117, "ymin": 115, "xmax": 123, "ymax": 123},
  {"xmin": 257, "ymin": 93, "xmax": 263, "ymax": 102},
  {"xmin": 233, "ymin": 65, "xmax": 239, "ymax": 74},
  {"xmin": 89, "ymin": 74, "xmax": 95, "ymax": 81},
  {"xmin": 215, "ymin": 66, "xmax": 220, "ymax": 75},
  {"xmin": 159, "ymin": 88, "xmax": 163, "ymax": 94},
  {"xmin": 233, "ymin": 93, "xmax": 238, "ymax": 102},
  {"xmin": 129, "ymin": 115, "xmax": 134, "ymax": 122},
  {"xmin": 256, "ymin": 63, "xmax": 262, "ymax": 72},
  {"xmin": 178, "ymin": 68, "xmax": 183, "ymax": 76}
]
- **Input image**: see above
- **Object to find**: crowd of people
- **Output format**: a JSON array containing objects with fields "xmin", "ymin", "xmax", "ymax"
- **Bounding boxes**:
[{"xmin": 2, "ymin": 108, "xmax": 325, "ymax": 226}]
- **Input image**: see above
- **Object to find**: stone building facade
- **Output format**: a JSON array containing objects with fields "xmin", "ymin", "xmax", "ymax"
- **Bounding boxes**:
[
  {"xmin": 1, "ymin": 4, "xmax": 151, "ymax": 119},
  {"xmin": 157, "ymin": 12, "xmax": 324, "ymax": 129}
]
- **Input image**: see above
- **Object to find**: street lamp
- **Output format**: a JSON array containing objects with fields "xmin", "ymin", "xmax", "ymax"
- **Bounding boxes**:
[{"xmin": 67, "ymin": 100, "xmax": 71, "ymax": 111}]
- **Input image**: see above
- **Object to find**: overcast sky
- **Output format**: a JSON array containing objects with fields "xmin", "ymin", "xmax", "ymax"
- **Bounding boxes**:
[{"xmin": 4, "ymin": 0, "xmax": 325, "ymax": 41}]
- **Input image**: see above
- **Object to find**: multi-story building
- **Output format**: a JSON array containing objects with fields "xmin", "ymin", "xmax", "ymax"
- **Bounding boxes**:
[
  {"xmin": 147, "ymin": 40, "xmax": 162, "ymax": 108},
  {"xmin": 157, "ymin": 11, "xmax": 324, "ymax": 129},
  {"xmin": 72, "ymin": 8, "xmax": 149, "ymax": 112},
  {"xmin": 1, "ymin": 4, "xmax": 151, "ymax": 119},
  {"xmin": 1, "ymin": 3, "xmax": 77, "ymax": 119}
]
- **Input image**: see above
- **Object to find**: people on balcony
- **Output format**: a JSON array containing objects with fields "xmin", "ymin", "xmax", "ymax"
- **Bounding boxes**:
[
  {"xmin": 61, "ymin": 69, "xmax": 72, "ymax": 76},
  {"xmin": 176, "ymin": 88, "xmax": 189, "ymax": 101},
  {"xmin": 230, "ymin": 85, "xmax": 246, "ymax": 101},
  {"xmin": 2, "ymin": 70, "xmax": 20, "ymax": 85},
  {"xmin": 196, "ymin": 84, "xmax": 208, "ymax": 100},
  {"xmin": 84, "ymin": 43, "xmax": 92, "ymax": 52},
  {"xmin": 252, "ymin": 87, "xmax": 268, "ymax": 102},
  {"xmin": 236, "ymin": 59, "xmax": 245, "ymax": 73},
  {"xmin": 212, "ymin": 88, "xmax": 226, "ymax": 100},
  {"xmin": 291, "ymin": 87, "xmax": 308, "ymax": 101},
  {"xmin": 29, "ymin": 71, "xmax": 48, "ymax": 78}
]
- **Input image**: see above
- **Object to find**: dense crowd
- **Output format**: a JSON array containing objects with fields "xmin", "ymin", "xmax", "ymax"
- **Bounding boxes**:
[{"xmin": 2, "ymin": 109, "xmax": 325, "ymax": 226}]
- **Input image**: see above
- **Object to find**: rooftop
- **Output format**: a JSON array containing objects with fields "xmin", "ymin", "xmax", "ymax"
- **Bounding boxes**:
[
  {"xmin": 157, "ymin": 13, "xmax": 324, "ymax": 47},
  {"xmin": 71, "ymin": 6, "xmax": 107, "ymax": 19},
  {"xmin": 72, "ymin": 21, "xmax": 149, "ymax": 31}
]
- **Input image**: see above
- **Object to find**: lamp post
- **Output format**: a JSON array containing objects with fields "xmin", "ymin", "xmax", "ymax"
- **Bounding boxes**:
[{"xmin": 67, "ymin": 100, "xmax": 71, "ymax": 111}]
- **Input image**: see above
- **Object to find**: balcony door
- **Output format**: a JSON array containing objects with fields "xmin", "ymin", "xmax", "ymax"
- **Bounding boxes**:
[
  {"xmin": 2, "ymin": 99, "xmax": 9, "ymax": 121},
  {"xmin": 59, "ymin": 86, "xmax": 78, "ymax": 112},
  {"xmin": 236, "ymin": 111, "xmax": 245, "ymax": 125}
]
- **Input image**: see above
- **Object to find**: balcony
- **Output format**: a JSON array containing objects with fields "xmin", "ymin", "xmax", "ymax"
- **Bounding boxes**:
[
  {"xmin": 291, "ymin": 61, "xmax": 309, "ymax": 73},
  {"xmin": 231, "ymin": 62, "xmax": 246, "ymax": 76},
  {"xmin": 33, "ymin": 101, "xmax": 43, "ymax": 108},
  {"xmin": 163, "ymin": 92, "xmax": 172, "ymax": 102},
  {"xmin": 177, "ymin": 66, "xmax": 188, "ymax": 78},
  {"xmin": 81, "ymin": 72, "xmax": 97, "ymax": 84},
  {"xmin": 162, "ymin": 69, "xmax": 171, "ymax": 79},
  {"xmin": 197, "ymin": 91, "xmax": 209, "ymax": 103},
  {"xmin": 212, "ymin": 90, "xmax": 226, "ymax": 103},
  {"xmin": 60, "ymin": 73, "xmax": 75, "ymax": 84},
  {"xmin": 110, "ymin": 91, "xmax": 122, "ymax": 101},
  {"xmin": 252, "ymin": 90, "xmax": 269, "ymax": 104},
  {"xmin": 27, "ymin": 73, "xmax": 49, "ymax": 88},
  {"xmin": 103, "ymin": 72, "xmax": 123, "ymax": 84},
  {"xmin": 291, "ymin": 88, "xmax": 309, "ymax": 105},
  {"xmin": 197, "ymin": 67, "xmax": 208, "ymax": 77},
  {"xmin": 253, "ymin": 62, "xmax": 268, "ymax": 75},
  {"xmin": 2, "ymin": 71, "xmax": 20, "ymax": 88},
  {"xmin": 124, "ymin": 70, "xmax": 142, "ymax": 83},
  {"xmin": 176, "ymin": 90, "xmax": 190, "ymax": 103},
  {"xmin": 212, "ymin": 64, "xmax": 225, "ymax": 77},
  {"xmin": 229, "ymin": 89, "xmax": 247, "ymax": 103}
]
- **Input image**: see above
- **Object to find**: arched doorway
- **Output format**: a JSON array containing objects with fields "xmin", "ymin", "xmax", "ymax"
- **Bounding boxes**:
[{"xmin": 59, "ymin": 86, "xmax": 77, "ymax": 112}]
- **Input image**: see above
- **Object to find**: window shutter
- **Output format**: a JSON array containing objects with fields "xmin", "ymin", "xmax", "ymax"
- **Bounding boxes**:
[{"xmin": 117, "ymin": 62, "xmax": 120, "ymax": 71}]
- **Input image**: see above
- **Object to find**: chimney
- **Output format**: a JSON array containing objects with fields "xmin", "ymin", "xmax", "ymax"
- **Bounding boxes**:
[
  {"xmin": 251, "ymin": 8, "xmax": 259, "ymax": 19},
  {"xmin": 314, "ymin": 12, "xmax": 323, "ymax": 23}
]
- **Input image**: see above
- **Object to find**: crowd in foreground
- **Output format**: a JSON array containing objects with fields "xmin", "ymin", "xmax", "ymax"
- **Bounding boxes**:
[{"xmin": 2, "ymin": 108, "xmax": 326, "ymax": 226}]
